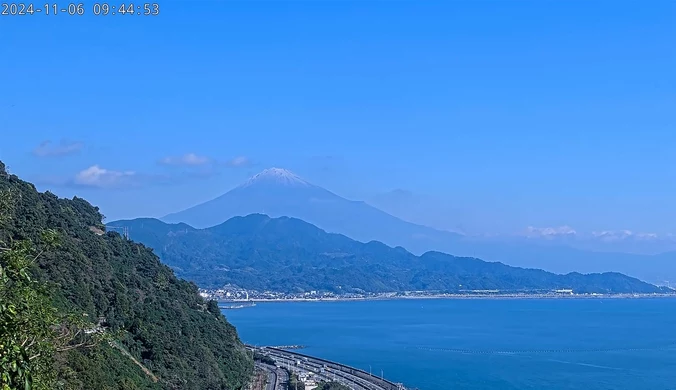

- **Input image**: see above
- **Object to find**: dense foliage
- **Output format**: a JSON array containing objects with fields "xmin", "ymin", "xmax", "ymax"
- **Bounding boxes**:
[
  {"xmin": 0, "ymin": 232, "xmax": 60, "ymax": 390},
  {"xmin": 0, "ymin": 161, "xmax": 253, "ymax": 389},
  {"xmin": 252, "ymin": 352, "xmax": 275, "ymax": 366},
  {"xmin": 107, "ymin": 215, "xmax": 666, "ymax": 294}
]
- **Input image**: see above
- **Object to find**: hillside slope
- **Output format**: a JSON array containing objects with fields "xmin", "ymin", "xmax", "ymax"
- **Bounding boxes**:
[
  {"xmin": 0, "ymin": 162, "xmax": 253, "ymax": 390},
  {"xmin": 108, "ymin": 214, "xmax": 666, "ymax": 294}
]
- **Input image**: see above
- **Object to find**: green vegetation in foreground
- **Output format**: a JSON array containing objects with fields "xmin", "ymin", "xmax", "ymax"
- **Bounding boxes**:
[
  {"xmin": 253, "ymin": 352, "xmax": 276, "ymax": 366},
  {"xmin": 108, "ymin": 215, "xmax": 666, "ymax": 294},
  {"xmin": 0, "ymin": 161, "xmax": 253, "ymax": 390}
]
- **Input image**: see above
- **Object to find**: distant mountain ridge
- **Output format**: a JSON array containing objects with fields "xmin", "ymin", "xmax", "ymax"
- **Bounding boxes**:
[
  {"xmin": 108, "ymin": 214, "xmax": 667, "ymax": 294},
  {"xmin": 160, "ymin": 168, "xmax": 676, "ymax": 284},
  {"xmin": 161, "ymin": 167, "xmax": 464, "ymax": 250}
]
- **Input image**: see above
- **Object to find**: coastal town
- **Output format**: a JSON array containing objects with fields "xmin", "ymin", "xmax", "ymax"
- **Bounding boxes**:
[{"xmin": 199, "ymin": 284, "xmax": 675, "ymax": 303}]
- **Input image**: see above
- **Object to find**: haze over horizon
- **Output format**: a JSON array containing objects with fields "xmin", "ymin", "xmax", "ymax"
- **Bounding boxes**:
[{"xmin": 2, "ymin": 1, "xmax": 675, "ymax": 239}]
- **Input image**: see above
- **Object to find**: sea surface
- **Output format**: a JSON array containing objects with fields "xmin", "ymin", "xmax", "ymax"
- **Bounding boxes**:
[{"xmin": 224, "ymin": 298, "xmax": 676, "ymax": 390}]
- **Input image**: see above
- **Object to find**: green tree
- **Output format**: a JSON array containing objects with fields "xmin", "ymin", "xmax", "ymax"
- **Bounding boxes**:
[
  {"xmin": 0, "ymin": 189, "xmax": 59, "ymax": 389},
  {"xmin": 0, "ymin": 191, "xmax": 102, "ymax": 390},
  {"xmin": 0, "ymin": 162, "xmax": 253, "ymax": 389}
]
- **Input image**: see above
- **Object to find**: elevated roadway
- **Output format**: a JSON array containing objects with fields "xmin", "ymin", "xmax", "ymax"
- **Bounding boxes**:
[
  {"xmin": 256, "ymin": 362, "xmax": 287, "ymax": 390},
  {"xmin": 250, "ymin": 346, "xmax": 407, "ymax": 390}
]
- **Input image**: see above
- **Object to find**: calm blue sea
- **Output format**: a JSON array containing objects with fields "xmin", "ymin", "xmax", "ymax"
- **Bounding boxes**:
[{"xmin": 224, "ymin": 298, "xmax": 676, "ymax": 390}]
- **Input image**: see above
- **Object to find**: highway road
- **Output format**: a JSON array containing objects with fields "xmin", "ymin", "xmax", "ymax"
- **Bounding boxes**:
[
  {"xmin": 256, "ymin": 363, "xmax": 279, "ymax": 390},
  {"xmin": 256, "ymin": 347, "xmax": 405, "ymax": 390},
  {"xmin": 273, "ymin": 353, "xmax": 376, "ymax": 390},
  {"xmin": 277, "ymin": 366, "xmax": 289, "ymax": 389}
]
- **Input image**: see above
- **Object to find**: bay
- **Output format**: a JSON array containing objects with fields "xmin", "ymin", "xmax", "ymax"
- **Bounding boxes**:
[{"xmin": 224, "ymin": 298, "xmax": 676, "ymax": 390}]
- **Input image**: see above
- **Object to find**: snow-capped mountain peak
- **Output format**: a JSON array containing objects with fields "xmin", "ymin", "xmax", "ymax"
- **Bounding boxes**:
[{"xmin": 239, "ymin": 167, "xmax": 311, "ymax": 188}]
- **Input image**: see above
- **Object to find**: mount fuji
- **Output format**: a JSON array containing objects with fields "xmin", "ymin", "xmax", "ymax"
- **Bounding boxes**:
[
  {"xmin": 160, "ymin": 168, "xmax": 676, "ymax": 284},
  {"xmin": 161, "ymin": 168, "xmax": 464, "ymax": 251}
]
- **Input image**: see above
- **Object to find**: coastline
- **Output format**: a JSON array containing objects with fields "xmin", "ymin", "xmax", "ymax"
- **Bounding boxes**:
[{"xmin": 220, "ymin": 293, "xmax": 676, "ymax": 303}]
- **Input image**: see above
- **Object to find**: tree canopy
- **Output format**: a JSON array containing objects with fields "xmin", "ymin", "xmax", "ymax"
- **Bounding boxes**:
[{"xmin": 0, "ymin": 161, "xmax": 253, "ymax": 389}]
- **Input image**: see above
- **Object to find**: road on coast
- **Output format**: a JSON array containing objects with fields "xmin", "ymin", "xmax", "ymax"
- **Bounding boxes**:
[
  {"xmin": 253, "ymin": 347, "xmax": 406, "ymax": 390},
  {"xmin": 256, "ymin": 362, "xmax": 280, "ymax": 390}
]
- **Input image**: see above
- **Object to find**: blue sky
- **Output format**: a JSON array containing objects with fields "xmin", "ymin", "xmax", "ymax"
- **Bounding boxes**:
[{"xmin": 1, "ymin": 1, "xmax": 674, "ymax": 235}]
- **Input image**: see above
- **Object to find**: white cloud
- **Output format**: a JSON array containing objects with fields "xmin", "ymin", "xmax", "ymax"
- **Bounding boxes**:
[
  {"xmin": 33, "ymin": 140, "xmax": 83, "ymax": 157},
  {"xmin": 158, "ymin": 153, "xmax": 253, "ymax": 169},
  {"xmin": 159, "ymin": 153, "xmax": 210, "ymax": 166},
  {"xmin": 226, "ymin": 156, "xmax": 252, "ymax": 167},
  {"xmin": 591, "ymin": 230, "xmax": 662, "ymax": 242},
  {"xmin": 520, "ymin": 226, "xmax": 671, "ymax": 242},
  {"xmin": 73, "ymin": 165, "xmax": 137, "ymax": 189},
  {"xmin": 523, "ymin": 226, "xmax": 577, "ymax": 239},
  {"xmin": 34, "ymin": 162, "xmax": 216, "ymax": 190}
]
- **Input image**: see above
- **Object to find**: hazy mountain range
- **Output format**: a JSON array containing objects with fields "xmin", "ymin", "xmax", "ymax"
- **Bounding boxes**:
[
  {"xmin": 367, "ymin": 189, "xmax": 676, "ymax": 255},
  {"xmin": 161, "ymin": 168, "xmax": 676, "ymax": 285},
  {"xmin": 162, "ymin": 167, "xmax": 465, "ymax": 252},
  {"xmin": 107, "ymin": 214, "xmax": 665, "ymax": 294}
]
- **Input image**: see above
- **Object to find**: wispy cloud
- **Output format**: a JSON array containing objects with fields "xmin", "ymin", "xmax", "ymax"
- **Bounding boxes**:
[
  {"xmin": 36, "ymin": 152, "xmax": 255, "ymax": 190},
  {"xmin": 73, "ymin": 165, "xmax": 141, "ymax": 189},
  {"xmin": 33, "ymin": 140, "xmax": 83, "ymax": 157},
  {"xmin": 38, "ymin": 165, "xmax": 166, "ymax": 189},
  {"xmin": 34, "ymin": 159, "xmax": 224, "ymax": 190},
  {"xmin": 158, "ymin": 152, "xmax": 255, "ymax": 170},
  {"xmin": 522, "ymin": 226, "xmax": 577, "ymax": 238},
  {"xmin": 591, "ymin": 230, "xmax": 663, "ymax": 242},
  {"xmin": 225, "ymin": 156, "xmax": 253, "ymax": 168},
  {"xmin": 158, "ymin": 153, "xmax": 211, "ymax": 166}
]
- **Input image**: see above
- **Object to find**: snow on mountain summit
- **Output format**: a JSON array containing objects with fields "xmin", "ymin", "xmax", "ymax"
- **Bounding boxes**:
[{"xmin": 239, "ymin": 167, "xmax": 311, "ymax": 188}]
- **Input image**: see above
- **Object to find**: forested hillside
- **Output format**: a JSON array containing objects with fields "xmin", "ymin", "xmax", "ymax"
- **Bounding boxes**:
[
  {"xmin": 0, "ymin": 161, "xmax": 253, "ymax": 389},
  {"xmin": 108, "ymin": 214, "xmax": 666, "ymax": 294}
]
